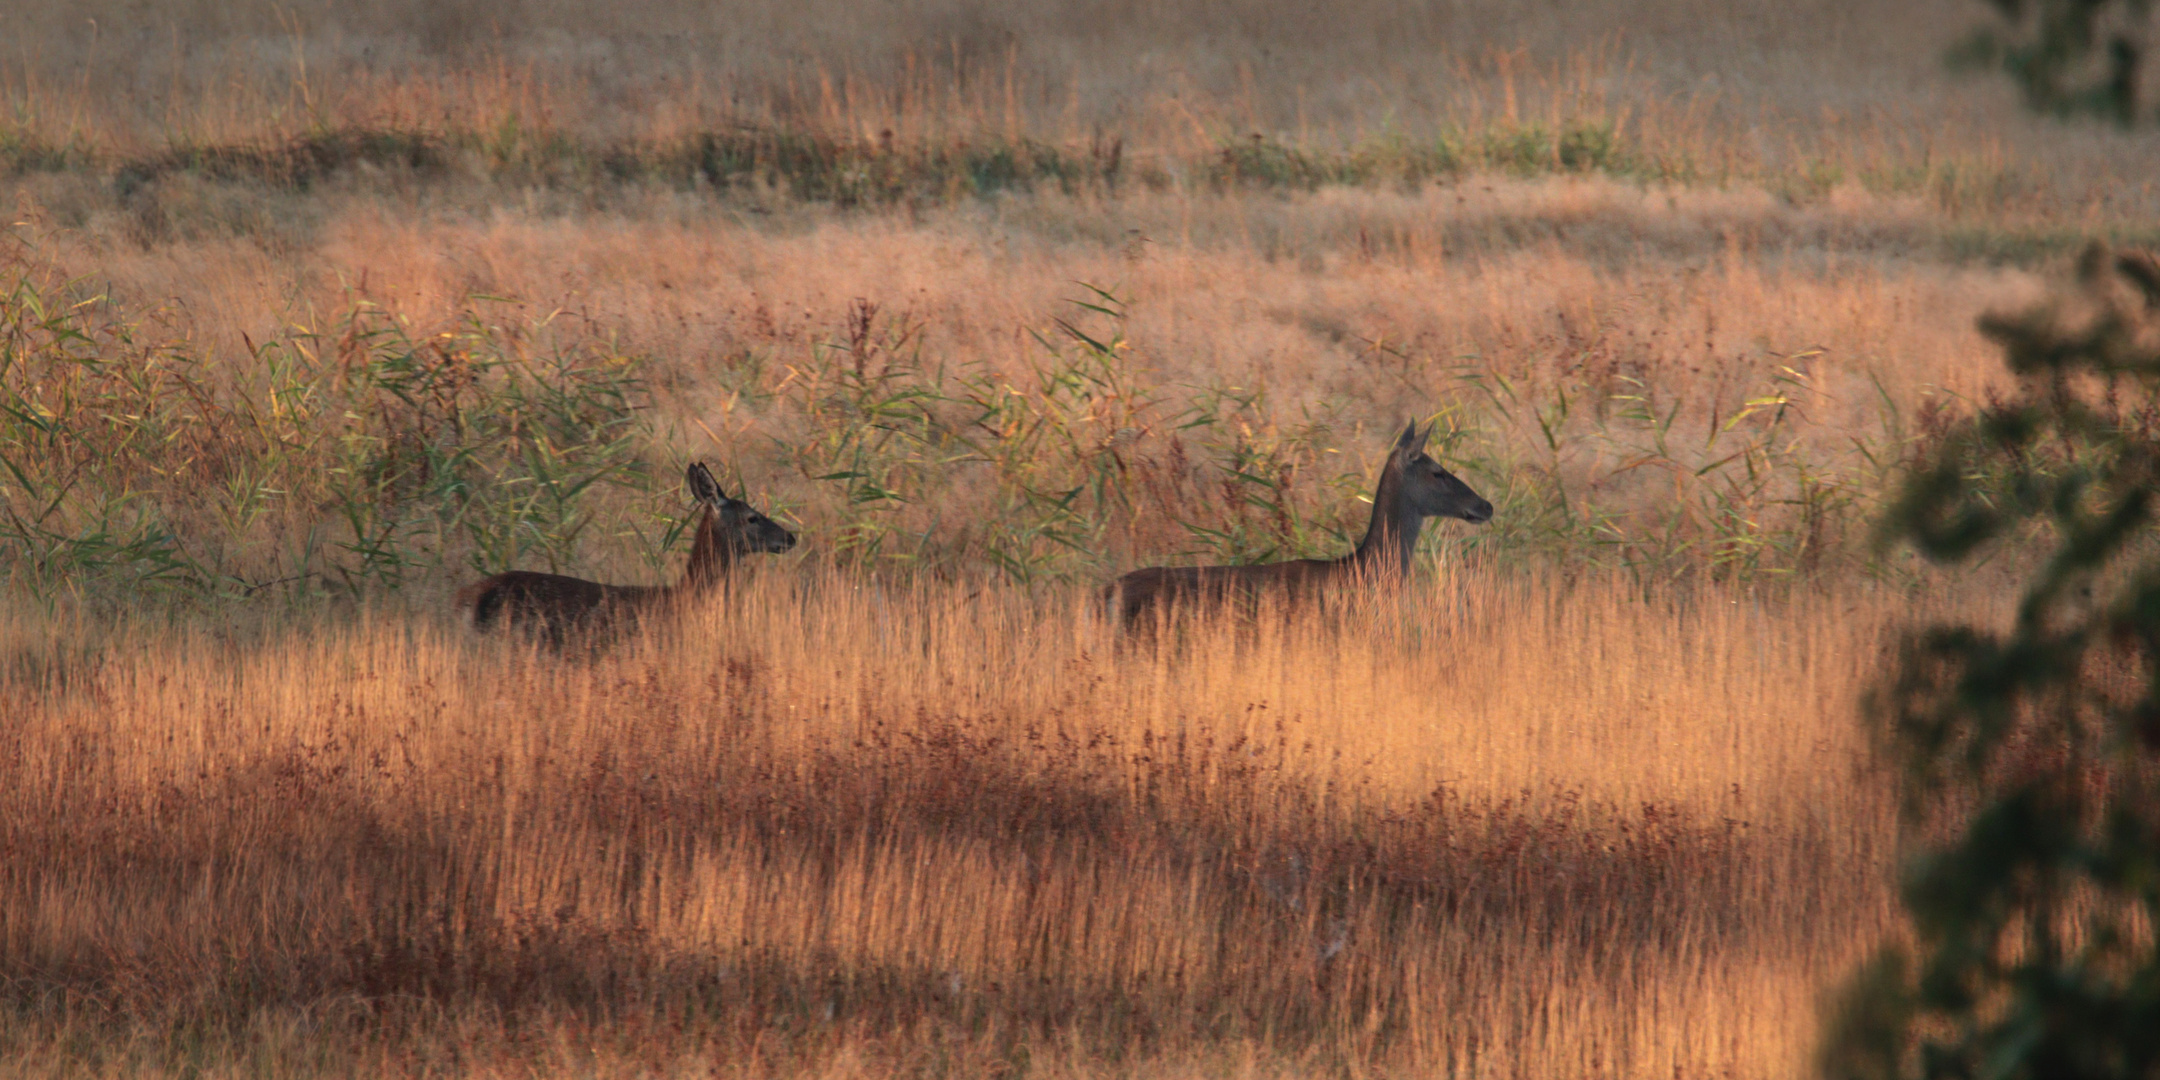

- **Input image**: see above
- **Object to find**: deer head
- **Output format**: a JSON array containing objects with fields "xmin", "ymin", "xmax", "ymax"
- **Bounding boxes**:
[
  {"xmin": 1390, "ymin": 422, "xmax": 1492, "ymax": 524},
  {"xmin": 686, "ymin": 462, "xmax": 796, "ymax": 572}
]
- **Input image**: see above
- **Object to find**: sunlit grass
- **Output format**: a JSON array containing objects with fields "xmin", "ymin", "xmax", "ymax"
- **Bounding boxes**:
[
  {"xmin": 0, "ymin": 1, "xmax": 2131, "ymax": 1073},
  {"xmin": 1, "ymin": 571, "xmax": 1907, "ymax": 1077}
]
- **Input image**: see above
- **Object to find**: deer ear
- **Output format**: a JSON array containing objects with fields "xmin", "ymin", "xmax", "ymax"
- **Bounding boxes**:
[
  {"xmin": 687, "ymin": 462, "xmax": 722, "ymax": 504},
  {"xmin": 1392, "ymin": 421, "xmax": 1424, "ymax": 461},
  {"xmin": 1407, "ymin": 422, "xmax": 1430, "ymax": 458}
]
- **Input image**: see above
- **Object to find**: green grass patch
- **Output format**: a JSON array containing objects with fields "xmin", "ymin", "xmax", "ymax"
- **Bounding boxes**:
[{"xmin": 3, "ymin": 117, "xmax": 1676, "ymax": 208}]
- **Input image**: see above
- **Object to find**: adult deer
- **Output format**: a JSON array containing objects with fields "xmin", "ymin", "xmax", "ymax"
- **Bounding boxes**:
[
  {"xmin": 1105, "ymin": 422, "xmax": 1490, "ymax": 627},
  {"xmin": 458, "ymin": 462, "xmax": 795, "ymax": 642}
]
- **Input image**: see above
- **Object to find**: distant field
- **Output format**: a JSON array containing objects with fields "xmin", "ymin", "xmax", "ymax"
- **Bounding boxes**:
[{"xmin": 0, "ymin": 1, "xmax": 2136, "ymax": 1075}]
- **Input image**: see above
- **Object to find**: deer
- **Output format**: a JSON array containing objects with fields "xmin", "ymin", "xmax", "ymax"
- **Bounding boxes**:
[
  {"xmin": 457, "ymin": 461, "xmax": 796, "ymax": 643},
  {"xmin": 1104, "ymin": 422, "xmax": 1491, "ymax": 628}
]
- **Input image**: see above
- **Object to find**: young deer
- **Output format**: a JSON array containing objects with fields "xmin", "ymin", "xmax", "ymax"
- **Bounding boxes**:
[
  {"xmin": 1105, "ymin": 422, "xmax": 1490, "ymax": 627},
  {"xmin": 458, "ymin": 462, "xmax": 796, "ymax": 642}
]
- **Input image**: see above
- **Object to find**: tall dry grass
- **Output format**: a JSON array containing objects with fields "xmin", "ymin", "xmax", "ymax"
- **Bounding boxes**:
[
  {"xmin": 0, "ymin": 1, "xmax": 2128, "ymax": 1073},
  {"xmin": 0, "ymin": 181, "xmax": 2049, "ymax": 598},
  {"xmin": 4, "ymin": 2, "xmax": 2138, "ymax": 607},
  {"xmin": 3, "ymin": 571, "xmax": 1906, "ymax": 1077}
]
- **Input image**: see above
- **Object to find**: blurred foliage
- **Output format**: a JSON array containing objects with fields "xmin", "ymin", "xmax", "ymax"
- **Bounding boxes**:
[
  {"xmin": 1953, "ymin": 0, "xmax": 2157, "ymax": 125},
  {"xmin": 1825, "ymin": 245, "xmax": 2160, "ymax": 1080}
]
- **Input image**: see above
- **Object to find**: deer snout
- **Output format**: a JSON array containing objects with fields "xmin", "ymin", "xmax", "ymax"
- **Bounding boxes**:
[{"xmin": 1462, "ymin": 498, "xmax": 1494, "ymax": 524}]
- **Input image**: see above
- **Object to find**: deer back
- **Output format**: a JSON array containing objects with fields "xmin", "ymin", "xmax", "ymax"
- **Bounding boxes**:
[
  {"xmin": 461, "ymin": 461, "xmax": 796, "ymax": 644},
  {"xmin": 1106, "ymin": 421, "xmax": 1488, "ymax": 628}
]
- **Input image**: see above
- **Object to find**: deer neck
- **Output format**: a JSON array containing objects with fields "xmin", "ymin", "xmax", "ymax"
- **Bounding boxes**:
[
  {"xmin": 1348, "ymin": 464, "xmax": 1422, "ymax": 580},
  {"xmin": 679, "ymin": 510, "xmax": 736, "ymax": 593}
]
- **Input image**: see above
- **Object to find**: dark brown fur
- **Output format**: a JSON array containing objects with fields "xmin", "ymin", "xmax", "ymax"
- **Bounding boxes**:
[
  {"xmin": 457, "ymin": 463, "xmax": 795, "ymax": 643},
  {"xmin": 1106, "ymin": 423, "xmax": 1490, "ymax": 627}
]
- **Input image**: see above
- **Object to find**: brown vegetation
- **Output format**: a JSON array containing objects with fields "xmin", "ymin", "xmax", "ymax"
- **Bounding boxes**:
[
  {"xmin": 0, "ymin": 0, "xmax": 2127, "ymax": 1074},
  {"xmin": 3, "ymin": 575, "xmax": 1908, "ymax": 1077}
]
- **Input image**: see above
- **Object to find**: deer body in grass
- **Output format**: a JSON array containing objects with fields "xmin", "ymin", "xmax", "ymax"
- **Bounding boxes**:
[
  {"xmin": 458, "ymin": 462, "xmax": 795, "ymax": 641},
  {"xmin": 1105, "ymin": 423, "xmax": 1491, "ymax": 627}
]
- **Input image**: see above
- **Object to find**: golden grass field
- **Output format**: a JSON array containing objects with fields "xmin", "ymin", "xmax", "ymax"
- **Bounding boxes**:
[
  {"xmin": 4, "ymin": 576, "xmax": 1917, "ymax": 1077},
  {"xmin": 0, "ymin": 0, "xmax": 2143, "ymax": 1075}
]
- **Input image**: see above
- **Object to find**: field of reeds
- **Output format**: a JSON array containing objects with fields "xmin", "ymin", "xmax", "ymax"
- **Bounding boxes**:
[
  {"xmin": 5, "ymin": 576, "xmax": 1913, "ymax": 1077},
  {"xmin": 1, "ymin": 0, "xmax": 2144, "ymax": 1075}
]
